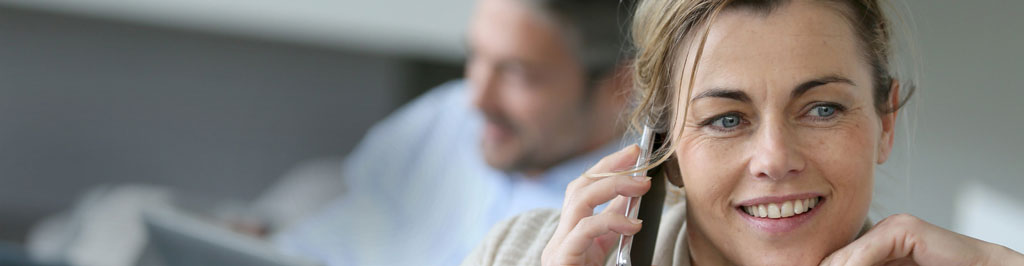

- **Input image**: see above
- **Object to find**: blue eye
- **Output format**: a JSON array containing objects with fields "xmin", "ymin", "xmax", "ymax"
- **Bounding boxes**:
[
  {"xmin": 712, "ymin": 114, "xmax": 742, "ymax": 128},
  {"xmin": 810, "ymin": 105, "xmax": 837, "ymax": 117}
]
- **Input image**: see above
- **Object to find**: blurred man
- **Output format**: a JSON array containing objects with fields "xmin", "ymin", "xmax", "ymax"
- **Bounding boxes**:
[{"xmin": 271, "ymin": 0, "xmax": 634, "ymax": 265}]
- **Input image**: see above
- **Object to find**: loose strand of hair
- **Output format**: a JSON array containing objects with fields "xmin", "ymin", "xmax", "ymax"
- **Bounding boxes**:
[{"xmin": 589, "ymin": 0, "xmax": 734, "ymax": 180}]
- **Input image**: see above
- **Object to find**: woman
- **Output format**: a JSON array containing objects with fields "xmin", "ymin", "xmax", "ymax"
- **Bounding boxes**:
[{"xmin": 463, "ymin": 0, "xmax": 1024, "ymax": 265}]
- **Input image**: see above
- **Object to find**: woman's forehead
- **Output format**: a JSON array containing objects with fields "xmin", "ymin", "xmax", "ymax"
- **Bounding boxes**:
[{"xmin": 674, "ymin": 1, "xmax": 872, "ymax": 99}]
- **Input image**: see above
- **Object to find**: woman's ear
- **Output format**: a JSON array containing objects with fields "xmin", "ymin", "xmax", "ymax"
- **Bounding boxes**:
[
  {"xmin": 877, "ymin": 80, "xmax": 900, "ymax": 164},
  {"xmin": 664, "ymin": 154, "xmax": 684, "ymax": 187}
]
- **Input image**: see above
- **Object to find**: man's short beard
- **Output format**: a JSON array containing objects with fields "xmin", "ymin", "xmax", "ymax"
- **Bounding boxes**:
[{"xmin": 482, "ymin": 86, "xmax": 600, "ymax": 174}]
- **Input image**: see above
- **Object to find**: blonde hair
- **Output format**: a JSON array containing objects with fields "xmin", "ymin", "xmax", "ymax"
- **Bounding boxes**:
[{"xmin": 599, "ymin": 0, "xmax": 917, "ymax": 179}]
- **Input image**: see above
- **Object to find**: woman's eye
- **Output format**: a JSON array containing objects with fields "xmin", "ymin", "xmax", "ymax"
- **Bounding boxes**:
[
  {"xmin": 808, "ymin": 104, "xmax": 840, "ymax": 118},
  {"xmin": 711, "ymin": 114, "xmax": 742, "ymax": 129}
]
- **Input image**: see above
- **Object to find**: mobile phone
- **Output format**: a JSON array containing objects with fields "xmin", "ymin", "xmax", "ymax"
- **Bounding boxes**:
[{"xmin": 613, "ymin": 126, "xmax": 671, "ymax": 266}]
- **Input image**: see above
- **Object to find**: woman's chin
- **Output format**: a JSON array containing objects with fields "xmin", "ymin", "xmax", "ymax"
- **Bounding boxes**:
[
  {"xmin": 744, "ymin": 256, "xmax": 824, "ymax": 266},
  {"xmin": 721, "ymin": 223, "xmax": 855, "ymax": 266},
  {"xmin": 728, "ymin": 245, "xmax": 832, "ymax": 266},
  {"xmin": 724, "ymin": 214, "xmax": 851, "ymax": 265}
]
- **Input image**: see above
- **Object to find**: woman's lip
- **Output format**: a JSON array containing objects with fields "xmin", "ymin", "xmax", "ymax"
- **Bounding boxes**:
[
  {"xmin": 737, "ymin": 197, "xmax": 825, "ymax": 234},
  {"xmin": 734, "ymin": 192, "xmax": 824, "ymax": 207}
]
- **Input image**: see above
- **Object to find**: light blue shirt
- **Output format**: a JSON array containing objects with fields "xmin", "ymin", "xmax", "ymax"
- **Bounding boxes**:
[{"xmin": 272, "ymin": 80, "xmax": 624, "ymax": 266}]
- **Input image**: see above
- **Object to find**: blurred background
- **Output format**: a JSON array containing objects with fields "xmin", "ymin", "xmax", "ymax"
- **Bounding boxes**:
[{"xmin": 0, "ymin": 0, "xmax": 1021, "ymax": 253}]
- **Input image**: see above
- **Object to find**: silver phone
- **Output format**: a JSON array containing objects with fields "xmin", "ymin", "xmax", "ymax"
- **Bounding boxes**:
[{"xmin": 614, "ymin": 125, "xmax": 655, "ymax": 266}]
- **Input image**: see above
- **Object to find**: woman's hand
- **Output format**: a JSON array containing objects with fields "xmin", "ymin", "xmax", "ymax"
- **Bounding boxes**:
[
  {"xmin": 820, "ymin": 213, "xmax": 1024, "ymax": 266},
  {"xmin": 541, "ymin": 145, "xmax": 652, "ymax": 266}
]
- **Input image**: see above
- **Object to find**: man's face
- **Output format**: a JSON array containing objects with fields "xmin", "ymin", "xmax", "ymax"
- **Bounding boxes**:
[{"xmin": 465, "ymin": 0, "xmax": 591, "ymax": 173}]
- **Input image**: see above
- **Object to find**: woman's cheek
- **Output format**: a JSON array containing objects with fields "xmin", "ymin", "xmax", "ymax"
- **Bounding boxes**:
[
  {"xmin": 677, "ymin": 134, "xmax": 748, "ymax": 213},
  {"xmin": 800, "ymin": 118, "xmax": 877, "ymax": 241},
  {"xmin": 799, "ymin": 114, "xmax": 879, "ymax": 184}
]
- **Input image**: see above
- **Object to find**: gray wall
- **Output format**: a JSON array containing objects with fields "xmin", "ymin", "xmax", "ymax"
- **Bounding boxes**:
[
  {"xmin": 872, "ymin": 0, "xmax": 1024, "ymax": 251},
  {"xmin": 0, "ymin": 0, "xmax": 1022, "ymax": 252},
  {"xmin": 0, "ymin": 6, "xmax": 447, "ymax": 242}
]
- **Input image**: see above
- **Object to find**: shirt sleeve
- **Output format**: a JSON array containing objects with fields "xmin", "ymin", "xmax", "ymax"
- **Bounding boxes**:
[
  {"xmin": 340, "ymin": 80, "xmax": 468, "ymax": 195},
  {"xmin": 271, "ymin": 80, "xmax": 471, "ymax": 263}
]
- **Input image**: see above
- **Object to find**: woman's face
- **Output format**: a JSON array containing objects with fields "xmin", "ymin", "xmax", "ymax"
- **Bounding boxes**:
[{"xmin": 672, "ymin": 1, "xmax": 897, "ymax": 265}]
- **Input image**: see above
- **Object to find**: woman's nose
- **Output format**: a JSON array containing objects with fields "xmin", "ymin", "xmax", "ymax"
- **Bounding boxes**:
[{"xmin": 748, "ymin": 120, "xmax": 806, "ymax": 181}]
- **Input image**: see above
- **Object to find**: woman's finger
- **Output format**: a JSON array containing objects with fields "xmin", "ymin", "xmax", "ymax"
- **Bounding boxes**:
[
  {"xmin": 564, "ymin": 174, "xmax": 651, "ymax": 223},
  {"xmin": 591, "ymin": 195, "xmax": 635, "ymax": 252},
  {"xmin": 583, "ymin": 144, "xmax": 642, "ymax": 176},
  {"xmin": 600, "ymin": 194, "xmax": 631, "ymax": 216},
  {"xmin": 556, "ymin": 174, "xmax": 650, "ymax": 248},
  {"xmin": 555, "ymin": 211, "xmax": 643, "ymax": 264},
  {"xmin": 820, "ymin": 214, "xmax": 994, "ymax": 266},
  {"xmin": 566, "ymin": 145, "xmax": 641, "ymax": 196},
  {"xmin": 818, "ymin": 225, "xmax": 892, "ymax": 266},
  {"xmin": 550, "ymin": 145, "xmax": 642, "ymax": 247},
  {"xmin": 821, "ymin": 214, "xmax": 932, "ymax": 266}
]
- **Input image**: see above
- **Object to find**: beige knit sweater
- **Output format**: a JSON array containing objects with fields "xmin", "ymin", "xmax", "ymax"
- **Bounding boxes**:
[
  {"xmin": 463, "ymin": 186, "xmax": 692, "ymax": 266},
  {"xmin": 462, "ymin": 186, "xmax": 872, "ymax": 266}
]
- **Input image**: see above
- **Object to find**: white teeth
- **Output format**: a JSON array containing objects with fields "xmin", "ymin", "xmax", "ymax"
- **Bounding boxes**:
[
  {"xmin": 781, "ymin": 201, "xmax": 794, "ymax": 217},
  {"xmin": 767, "ymin": 203, "xmax": 781, "ymax": 218},
  {"xmin": 743, "ymin": 197, "xmax": 820, "ymax": 219}
]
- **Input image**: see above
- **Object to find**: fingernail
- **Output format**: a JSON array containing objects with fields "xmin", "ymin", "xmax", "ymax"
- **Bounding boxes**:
[
  {"xmin": 630, "ymin": 218, "xmax": 643, "ymax": 224},
  {"xmin": 631, "ymin": 176, "xmax": 651, "ymax": 182},
  {"xmin": 617, "ymin": 144, "xmax": 638, "ymax": 154}
]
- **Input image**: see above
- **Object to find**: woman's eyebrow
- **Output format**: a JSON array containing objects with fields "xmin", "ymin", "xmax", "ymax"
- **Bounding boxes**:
[
  {"xmin": 691, "ymin": 89, "xmax": 751, "ymax": 103},
  {"xmin": 790, "ymin": 75, "xmax": 855, "ymax": 99},
  {"xmin": 690, "ymin": 75, "xmax": 855, "ymax": 103}
]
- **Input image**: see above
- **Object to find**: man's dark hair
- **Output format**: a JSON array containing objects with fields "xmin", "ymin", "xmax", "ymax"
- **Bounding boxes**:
[{"xmin": 526, "ymin": 0, "xmax": 635, "ymax": 83}]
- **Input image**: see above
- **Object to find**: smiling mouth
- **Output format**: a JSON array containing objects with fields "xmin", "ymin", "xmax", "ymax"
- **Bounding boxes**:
[{"xmin": 740, "ymin": 196, "xmax": 822, "ymax": 219}]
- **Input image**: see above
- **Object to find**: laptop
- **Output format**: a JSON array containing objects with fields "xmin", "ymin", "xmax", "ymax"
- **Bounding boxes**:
[{"xmin": 140, "ymin": 207, "xmax": 321, "ymax": 266}]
